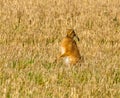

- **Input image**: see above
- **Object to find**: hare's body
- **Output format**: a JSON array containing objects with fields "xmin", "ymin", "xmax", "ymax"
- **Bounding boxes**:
[{"xmin": 59, "ymin": 29, "xmax": 81, "ymax": 65}]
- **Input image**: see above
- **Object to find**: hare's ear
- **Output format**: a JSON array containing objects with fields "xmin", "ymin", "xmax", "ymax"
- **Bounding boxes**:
[
  {"xmin": 75, "ymin": 35, "xmax": 80, "ymax": 41},
  {"xmin": 66, "ymin": 29, "xmax": 74, "ymax": 36},
  {"xmin": 70, "ymin": 29, "xmax": 74, "ymax": 34}
]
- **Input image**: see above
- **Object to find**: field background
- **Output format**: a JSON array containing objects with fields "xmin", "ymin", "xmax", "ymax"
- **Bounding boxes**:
[{"xmin": 0, "ymin": 0, "xmax": 120, "ymax": 98}]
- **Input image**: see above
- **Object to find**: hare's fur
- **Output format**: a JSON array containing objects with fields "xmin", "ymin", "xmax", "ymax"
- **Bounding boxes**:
[{"xmin": 59, "ymin": 29, "xmax": 81, "ymax": 65}]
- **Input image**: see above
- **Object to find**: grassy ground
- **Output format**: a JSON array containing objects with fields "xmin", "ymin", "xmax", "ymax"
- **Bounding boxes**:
[{"xmin": 0, "ymin": 0, "xmax": 120, "ymax": 98}]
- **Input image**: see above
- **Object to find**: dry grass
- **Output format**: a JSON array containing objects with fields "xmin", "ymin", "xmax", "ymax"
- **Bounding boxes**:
[{"xmin": 0, "ymin": 0, "xmax": 120, "ymax": 98}]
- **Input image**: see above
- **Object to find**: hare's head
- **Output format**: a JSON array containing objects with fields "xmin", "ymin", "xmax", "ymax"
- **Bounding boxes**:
[{"xmin": 66, "ymin": 29, "xmax": 79, "ymax": 41}]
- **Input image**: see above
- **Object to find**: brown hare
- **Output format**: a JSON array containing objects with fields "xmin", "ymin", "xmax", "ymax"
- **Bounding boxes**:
[{"xmin": 58, "ymin": 29, "xmax": 81, "ymax": 65}]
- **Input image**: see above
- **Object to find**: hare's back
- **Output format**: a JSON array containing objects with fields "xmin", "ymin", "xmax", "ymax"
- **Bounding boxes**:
[{"xmin": 61, "ymin": 37, "xmax": 75, "ymax": 47}]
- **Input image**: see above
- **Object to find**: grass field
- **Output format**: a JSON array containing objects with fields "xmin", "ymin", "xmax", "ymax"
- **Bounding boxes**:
[{"xmin": 0, "ymin": 0, "xmax": 120, "ymax": 98}]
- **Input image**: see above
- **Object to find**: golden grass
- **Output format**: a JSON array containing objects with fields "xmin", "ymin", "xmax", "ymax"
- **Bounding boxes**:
[{"xmin": 0, "ymin": 0, "xmax": 120, "ymax": 98}]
